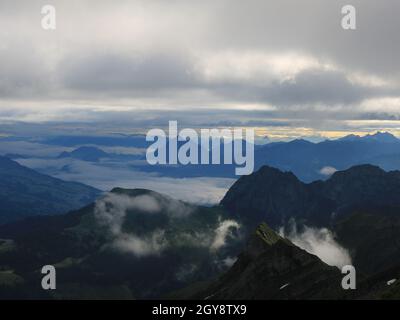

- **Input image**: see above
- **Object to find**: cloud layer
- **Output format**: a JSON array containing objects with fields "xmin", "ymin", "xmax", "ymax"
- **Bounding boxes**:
[
  {"xmin": 0, "ymin": 0, "xmax": 400, "ymax": 135},
  {"xmin": 15, "ymin": 156, "xmax": 235, "ymax": 205}
]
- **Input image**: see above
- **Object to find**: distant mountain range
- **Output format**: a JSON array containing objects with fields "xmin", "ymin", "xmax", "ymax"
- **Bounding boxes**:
[
  {"xmin": 0, "ymin": 156, "xmax": 101, "ymax": 224},
  {"xmin": 254, "ymin": 131, "xmax": 400, "ymax": 182},
  {"xmin": 4, "ymin": 131, "xmax": 400, "ymax": 184},
  {"xmin": 136, "ymin": 131, "xmax": 399, "ymax": 181},
  {"xmin": 129, "ymin": 131, "xmax": 400, "ymax": 181}
]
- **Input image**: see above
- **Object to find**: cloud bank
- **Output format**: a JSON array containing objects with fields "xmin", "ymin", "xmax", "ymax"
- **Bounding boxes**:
[
  {"xmin": 0, "ymin": 0, "xmax": 400, "ymax": 136},
  {"xmin": 15, "ymin": 155, "xmax": 235, "ymax": 205}
]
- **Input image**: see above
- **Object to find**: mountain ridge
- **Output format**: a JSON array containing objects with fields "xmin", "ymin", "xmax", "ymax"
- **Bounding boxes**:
[
  {"xmin": 188, "ymin": 222, "xmax": 344, "ymax": 300},
  {"xmin": 221, "ymin": 164, "xmax": 400, "ymax": 229},
  {"xmin": 0, "ymin": 155, "xmax": 101, "ymax": 224}
]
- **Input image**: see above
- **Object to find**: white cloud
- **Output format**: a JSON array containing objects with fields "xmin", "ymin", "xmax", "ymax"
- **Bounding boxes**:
[
  {"xmin": 280, "ymin": 224, "xmax": 352, "ymax": 269},
  {"xmin": 94, "ymin": 190, "xmax": 240, "ymax": 257},
  {"xmin": 319, "ymin": 166, "xmax": 338, "ymax": 176},
  {"xmin": 112, "ymin": 230, "xmax": 167, "ymax": 257},
  {"xmin": 221, "ymin": 256, "xmax": 237, "ymax": 268},
  {"xmin": 95, "ymin": 193, "xmax": 161, "ymax": 234},
  {"xmin": 94, "ymin": 192, "xmax": 172, "ymax": 256},
  {"xmin": 211, "ymin": 219, "xmax": 240, "ymax": 251}
]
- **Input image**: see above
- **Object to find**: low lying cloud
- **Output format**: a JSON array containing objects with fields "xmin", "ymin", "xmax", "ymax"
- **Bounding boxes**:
[
  {"xmin": 319, "ymin": 166, "xmax": 338, "ymax": 176},
  {"xmin": 94, "ymin": 191, "xmax": 240, "ymax": 257},
  {"xmin": 15, "ymin": 156, "xmax": 235, "ymax": 205},
  {"xmin": 95, "ymin": 193, "xmax": 163, "ymax": 235},
  {"xmin": 113, "ymin": 230, "xmax": 167, "ymax": 257},
  {"xmin": 280, "ymin": 224, "xmax": 352, "ymax": 269},
  {"xmin": 94, "ymin": 193, "xmax": 180, "ymax": 256},
  {"xmin": 221, "ymin": 256, "xmax": 238, "ymax": 268},
  {"xmin": 211, "ymin": 220, "xmax": 240, "ymax": 251}
]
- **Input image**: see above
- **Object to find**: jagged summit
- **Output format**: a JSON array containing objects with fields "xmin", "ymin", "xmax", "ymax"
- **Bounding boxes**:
[
  {"xmin": 339, "ymin": 131, "xmax": 398, "ymax": 143},
  {"xmin": 255, "ymin": 165, "xmax": 300, "ymax": 179},
  {"xmin": 329, "ymin": 164, "xmax": 387, "ymax": 180},
  {"xmin": 366, "ymin": 131, "xmax": 398, "ymax": 143},
  {"xmin": 255, "ymin": 222, "xmax": 283, "ymax": 246},
  {"xmin": 192, "ymin": 222, "xmax": 342, "ymax": 300}
]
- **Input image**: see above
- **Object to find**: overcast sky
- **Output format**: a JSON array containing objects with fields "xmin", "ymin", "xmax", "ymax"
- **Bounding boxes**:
[{"xmin": 1, "ymin": 0, "xmax": 400, "ymax": 140}]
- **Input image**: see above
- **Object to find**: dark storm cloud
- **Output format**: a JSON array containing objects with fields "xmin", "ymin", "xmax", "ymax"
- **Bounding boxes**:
[
  {"xmin": 208, "ymin": 0, "xmax": 400, "ymax": 80},
  {"xmin": 211, "ymin": 68, "xmax": 393, "ymax": 107},
  {"xmin": 0, "ymin": 41, "xmax": 50, "ymax": 98},
  {"xmin": 61, "ymin": 52, "xmax": 198, "ymax": 93},
  {"xmin": 58, "ymin": 49, "xmax": 394, "ymax": 107}
]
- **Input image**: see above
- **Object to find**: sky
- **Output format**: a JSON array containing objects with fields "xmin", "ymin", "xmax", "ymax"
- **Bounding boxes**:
[{"xmin": 1, "ymin": 0, "xmax": 400, "ymax": 140}]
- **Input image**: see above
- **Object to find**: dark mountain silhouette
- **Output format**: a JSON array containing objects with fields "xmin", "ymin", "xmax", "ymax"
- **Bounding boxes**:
[
  {"xmin": 0, "ymin": 156, "xmax": 101, "ymax": 224},
  {"xmin": 188, "ymin": 223, "xmax": 343, "ymax": 299},
  {"xmin": 221, "ymin": 164, "xmax": 400, "ymax": 230},
  {"xmin": 334, "ymin": 205, "xmax": 400, "ymax": 275}
]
